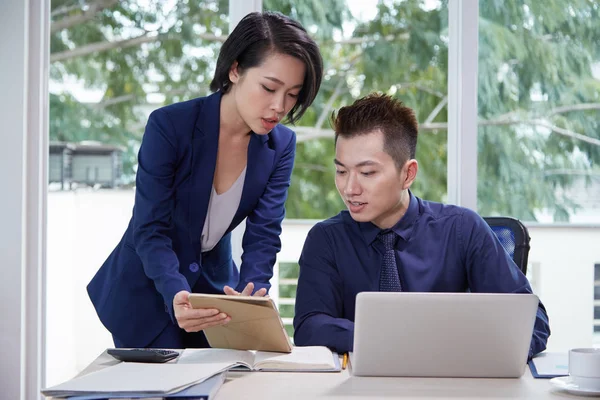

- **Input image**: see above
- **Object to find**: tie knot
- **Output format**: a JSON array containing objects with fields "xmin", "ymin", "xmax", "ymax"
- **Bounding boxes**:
[{"xmin": 377, "ymin": 230, "xmax": 396, "ymax": 250}]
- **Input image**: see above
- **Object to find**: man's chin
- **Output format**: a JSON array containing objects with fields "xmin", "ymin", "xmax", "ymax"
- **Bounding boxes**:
[{"xmin": 347, "ymin": 210, "xmax": 371, "ymax": 222}]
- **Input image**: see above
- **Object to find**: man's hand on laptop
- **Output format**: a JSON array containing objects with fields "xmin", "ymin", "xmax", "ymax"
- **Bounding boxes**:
[
  {"xmin": 173, "ymin": 290, "xmax": 231, "ymax": 332},
  {"xmin": 224, "ymin": 282, "xmax": 268, "ymax": 297}
]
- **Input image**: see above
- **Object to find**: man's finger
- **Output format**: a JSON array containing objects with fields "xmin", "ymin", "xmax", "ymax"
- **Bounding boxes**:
[{"xmin": 253, "ymin": 288, "xmax": 268, "ymax": 297}]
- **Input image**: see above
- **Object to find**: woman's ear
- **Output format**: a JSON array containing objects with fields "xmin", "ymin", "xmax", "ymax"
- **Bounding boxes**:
[{"xmin": 228, "ymin": 61, "xmax": 240, "ymax": 84}]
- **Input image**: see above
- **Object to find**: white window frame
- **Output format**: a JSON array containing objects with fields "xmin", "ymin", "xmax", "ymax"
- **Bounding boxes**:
[
  {"xmin": 0, "ymin": 0, "xmax": 49, "ymax": 398},
  {"xmin": 447, "ymin": 0, "xmax": 479, "ymax": 210}
]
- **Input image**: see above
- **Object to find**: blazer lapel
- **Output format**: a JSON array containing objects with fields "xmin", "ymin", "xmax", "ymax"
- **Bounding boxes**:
[
  {"xmin": 189, "ymin": 92, "xmax": 221, "ymax": 255},
  {"xmin": 228, "ymin": 133, "xmax": 275, "ymax": 231}
]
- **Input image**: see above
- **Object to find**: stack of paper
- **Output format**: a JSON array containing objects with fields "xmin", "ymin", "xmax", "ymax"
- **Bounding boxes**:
[
  {"xmin": 42, "ymin": 361, "xmax": 233, "ymax": 398},
  {"xmin": 62, "ymin": 372, "xmax": 227, "ymax": 400}
]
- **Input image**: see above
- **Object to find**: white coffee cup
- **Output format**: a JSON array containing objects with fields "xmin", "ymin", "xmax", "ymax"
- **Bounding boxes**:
[{"xmin": 569, "ymin": 348, "xmax": 600, "ymax": 390}]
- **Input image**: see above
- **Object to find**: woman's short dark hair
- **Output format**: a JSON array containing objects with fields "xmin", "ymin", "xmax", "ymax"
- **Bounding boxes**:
[{"xmin": 210, "ymin": 11, "xmax": 323, "ymax": 124}]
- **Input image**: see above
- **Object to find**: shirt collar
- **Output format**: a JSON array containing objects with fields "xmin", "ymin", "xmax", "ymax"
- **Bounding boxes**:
[{"xmin": 358, "ymin": 190, "xmax": 420, "ymax": 245}]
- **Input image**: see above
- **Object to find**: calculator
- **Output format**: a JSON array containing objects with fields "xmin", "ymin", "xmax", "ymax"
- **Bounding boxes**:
[{"xmin": 107, "ymin": 348, "xmax": 180, "ymax": 363}]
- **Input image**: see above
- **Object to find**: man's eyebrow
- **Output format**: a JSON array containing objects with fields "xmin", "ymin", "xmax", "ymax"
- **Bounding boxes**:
[
  {"xmin": 355, "ymin": 160, "xmax": 378, "ymax": 167},
  {"xmin": 264, "ymin": 76, "xmax": 303, "ymax": 89},
  {"xmin": 334, "ymin": 159, "xmax": 379, "ymax": 168}
]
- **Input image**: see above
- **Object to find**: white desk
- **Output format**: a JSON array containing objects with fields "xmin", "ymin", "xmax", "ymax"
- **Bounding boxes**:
[{"xmin": 60, "ymin": 351, "xmax": 577, "ymax": 400}]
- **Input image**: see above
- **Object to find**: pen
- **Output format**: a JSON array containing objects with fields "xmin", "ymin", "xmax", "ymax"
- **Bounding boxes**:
[{"xmin": 342, "ymin": 353, "xmax": 348, "ymax": 370}]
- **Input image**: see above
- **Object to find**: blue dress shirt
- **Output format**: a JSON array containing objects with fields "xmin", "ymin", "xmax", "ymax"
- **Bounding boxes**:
[{"xmin": 293, "ymin": 191, "xmax": 550, "ymax": 357}]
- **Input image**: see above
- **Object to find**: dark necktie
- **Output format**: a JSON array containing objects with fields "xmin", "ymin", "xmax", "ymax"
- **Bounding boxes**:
[{"xmin": 377, "ymin": 230, "xmax": 402, "ymax": 291}]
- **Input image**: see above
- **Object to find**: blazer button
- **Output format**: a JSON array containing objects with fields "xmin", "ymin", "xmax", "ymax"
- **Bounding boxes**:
[{"xmin": 189, "ymin": 262, "xmax": 200, "ymax": 273}]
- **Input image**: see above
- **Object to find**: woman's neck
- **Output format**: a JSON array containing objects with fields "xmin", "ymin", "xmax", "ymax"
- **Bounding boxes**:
[{"xmin": 219, "ymin": 90, "xmax": 251, "ymax": 140}]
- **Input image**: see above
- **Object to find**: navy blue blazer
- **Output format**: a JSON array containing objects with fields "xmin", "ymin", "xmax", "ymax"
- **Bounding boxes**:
[{"xmin": 87, "ymin": 91, "xmax": 296, "ymax": 346}]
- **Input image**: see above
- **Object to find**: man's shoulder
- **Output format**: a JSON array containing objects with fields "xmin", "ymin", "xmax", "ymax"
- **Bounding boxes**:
[
  {"xmin": 419, "ymin": 197, "xmax": 480, "ymax": 221},
  {"xmin": 417, "ymin": 197, "xmax": 487, "ymax": 236},
  {"xmin": 307, "ymin": 211, "xmax": 353, "ymax": 238}
]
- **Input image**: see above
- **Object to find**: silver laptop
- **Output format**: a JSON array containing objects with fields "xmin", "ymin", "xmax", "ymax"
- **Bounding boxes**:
[{"xmin": 351, "ymin": 292, "xmax": 539, "ymax": 378}]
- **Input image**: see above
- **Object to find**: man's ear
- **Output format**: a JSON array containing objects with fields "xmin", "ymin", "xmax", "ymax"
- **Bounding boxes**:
[
  {"xmin": 402, "ymin": 159, "xmax": 418, "ymax": 189},
  {"xmin": 228, "ymin": 61, "xmax": 240, "ymax": 84}
]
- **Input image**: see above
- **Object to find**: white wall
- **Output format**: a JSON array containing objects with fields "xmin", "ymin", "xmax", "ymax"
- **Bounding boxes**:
[
  {"xmin": 526, "ymin": 225, "xmax": 600, "ymax": 351},
  {"xmin": 46, "ymin": 190, "xmax": 133, "ymax": 385}
]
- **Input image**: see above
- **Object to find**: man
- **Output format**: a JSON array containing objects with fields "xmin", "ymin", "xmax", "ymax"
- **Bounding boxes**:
[{"xmin": 293, "ymin": 93, "xmax": 550, "ymax": 358}]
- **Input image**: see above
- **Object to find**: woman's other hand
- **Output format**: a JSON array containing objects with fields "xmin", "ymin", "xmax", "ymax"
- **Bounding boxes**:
[{"xmin": 223, "ymin": 282, "xmax": 268, "ymax": 297}]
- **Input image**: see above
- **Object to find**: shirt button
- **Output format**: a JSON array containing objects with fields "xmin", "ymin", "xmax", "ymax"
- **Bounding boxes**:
[{"xmin": 189, "ymin": 262, "xmax": 200, "ymax": 273}]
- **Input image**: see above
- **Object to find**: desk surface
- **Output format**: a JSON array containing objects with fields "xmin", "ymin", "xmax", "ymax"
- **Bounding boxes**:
[{"xmin": 67, "ymin": 351, "xmax": 578, "ymax": 400}]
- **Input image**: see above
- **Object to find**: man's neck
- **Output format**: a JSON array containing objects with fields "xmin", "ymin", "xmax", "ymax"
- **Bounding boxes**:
[{"xmin": 372, "ymin": 190, "xmax": 411, "ymax": 229}]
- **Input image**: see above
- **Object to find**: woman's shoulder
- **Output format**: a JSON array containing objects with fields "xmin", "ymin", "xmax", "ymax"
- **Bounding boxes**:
[
  {"xmin": 269, "ymin": 123, "xmax": 296, "ymax": 147},
  {"xmin": 151, "ymin": 95, "xmax": 210, "ymax": 121}
]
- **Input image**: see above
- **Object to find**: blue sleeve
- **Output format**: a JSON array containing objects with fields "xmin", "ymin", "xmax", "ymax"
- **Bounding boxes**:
[
  {"xmin": 293, "ymin": 224, "xmax": 355, "ymax": 353},
  {"xmin": 235, "ymin": 134, "xmax": 296, "ymax": 293},
  {"xmin": 459, "ymin": 209, "xmax": 550, "ymax": 357},
  {"xmin": 133, "ymin": 109, "xmax": 191, "ymax": 322}
]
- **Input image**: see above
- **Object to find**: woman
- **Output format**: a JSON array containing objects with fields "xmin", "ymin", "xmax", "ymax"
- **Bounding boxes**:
[{"xmin": 87, "ymin": 11, "xmax": 323, "ymax": 349}]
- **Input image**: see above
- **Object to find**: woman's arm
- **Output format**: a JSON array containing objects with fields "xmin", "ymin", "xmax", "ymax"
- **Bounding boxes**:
[
  {"xmin": 236, "ymin": 133, "xmax": 296, "ymax": 293},
  {"xmin": 132, "ymin": 109, "xmax": 191, "ymax": 319}
]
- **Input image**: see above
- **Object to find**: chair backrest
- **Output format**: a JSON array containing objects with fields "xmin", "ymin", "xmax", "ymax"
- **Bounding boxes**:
[{"xmin": 483, "ymin": 217, "xmax": 531, "ymax": 275}]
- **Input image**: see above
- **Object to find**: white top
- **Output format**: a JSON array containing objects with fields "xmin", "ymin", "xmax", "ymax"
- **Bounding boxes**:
[{"xmin": 200, "ymin": 166, "xmax": 246, "ymax": 252}]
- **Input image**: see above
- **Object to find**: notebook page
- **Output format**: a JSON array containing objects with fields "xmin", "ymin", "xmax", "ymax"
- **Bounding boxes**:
[
  {"xmin": 178, "ymin": 348, "xmax": 255, "ymax": 369},
  {"xmin": 253, "ymin": 346, "xmax": 336, "ymax": 370}
]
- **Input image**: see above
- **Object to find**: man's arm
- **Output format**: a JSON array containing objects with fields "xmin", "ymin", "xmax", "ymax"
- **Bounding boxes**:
[
  {"xmin": 293, "ymin": 224, "xmax": 355, "ymax": 353},
  {"xmin": 460, "ymin": 209, "xmax": 550, "ymax": 357}
]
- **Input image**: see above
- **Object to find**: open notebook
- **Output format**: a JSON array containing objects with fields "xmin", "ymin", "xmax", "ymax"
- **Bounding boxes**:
[{"xmin": 178, "ymin": 346, "xmax": 341, "ymax": 372}]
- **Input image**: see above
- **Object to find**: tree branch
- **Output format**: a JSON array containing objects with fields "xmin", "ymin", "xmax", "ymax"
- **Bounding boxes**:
[
  {"xmin": 51, "ymin": 3, "xmax": 84, "ymax": 18},
  {"xmin": 326, "ymin": 32, "xmax": 410, "ymax": 45},
  {"xmin": 395, "ymin": 82, "xmax": 446, "ymax": 98},
  {"xmin": 51, "ymin": 0, "xmax": 119, "ymax": 33},
  {"xmin": 543, "ymin": 169, "xmax": 600, "ymax": 177},
  {"xmin": 51, "ymin": 31, "xmax": 225, "ymax": 62},
  {"xmin": 424, "ymin": 96, "xmax": 447, "ymax": 124},
  {"xmin": 93, "ymin": 93, "xmax": 137, "ymax": 108},
  {"xmin": 294, "ymin": 163, "xmax": 331, "ymax": 172},
  {"xmin": 296, "ymin": 118, "xmax": 600, "ymax": 147},
  {"xmin": 315, "ymin": 78, "xmax": 345, "ymax": 129},
  {"xmin": 547, "ymin": 103, "xmax": 600, "ymax": 116},
  {"xmin": 51, "ymin": 31, "xmax": 164, "ymax": 62},
  {"xmin": 529, "ymin": 120, "xmax": 600, "ymax": 147},
  {"xmin": 93, "ymin": 88, "xmax": 197, "ymax": 108}
]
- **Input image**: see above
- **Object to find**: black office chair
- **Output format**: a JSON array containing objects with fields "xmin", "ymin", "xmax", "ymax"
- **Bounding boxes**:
[{"xmin": 483, "ymin": 217, "xmax": 531, "ymax": 275}]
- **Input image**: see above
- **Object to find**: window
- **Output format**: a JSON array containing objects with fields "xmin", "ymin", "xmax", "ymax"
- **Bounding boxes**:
[
  {"xmin": 477, "ymin": 1, "xmax": 600, "ymax": 223},
  {"xmin": 265, "ymin": 0, "xmax": 448, "ymax": 338},
  {"xmin": 48, "ymin": 0, "xmax": 229, "ymax": 386}
]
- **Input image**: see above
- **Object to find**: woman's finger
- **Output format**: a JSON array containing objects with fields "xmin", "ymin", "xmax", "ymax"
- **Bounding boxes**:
[{"xmin": 240, "ymin": 282, "xmax": 254, "ymax": 296}]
